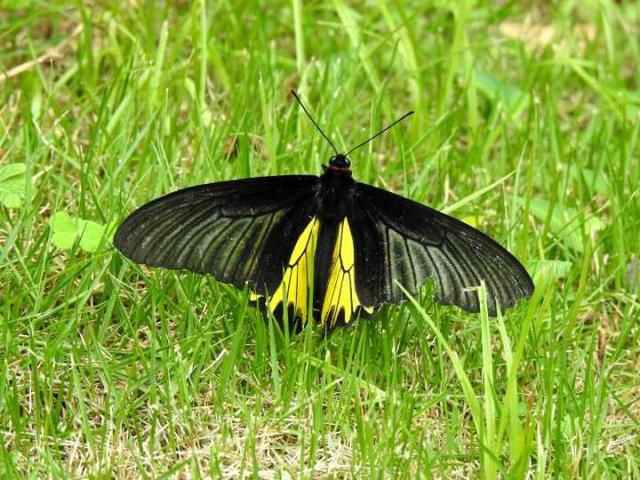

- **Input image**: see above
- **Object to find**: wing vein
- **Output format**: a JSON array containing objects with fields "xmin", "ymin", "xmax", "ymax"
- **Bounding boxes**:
[{"xmin": 224, "ymin": 217, "xmax": 258, "ymax": 280}]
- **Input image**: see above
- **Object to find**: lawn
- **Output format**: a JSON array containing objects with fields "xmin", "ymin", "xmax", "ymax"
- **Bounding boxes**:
[{"xmin": 1, "ymin": 0, "xmax": 639, "ymax": 478}]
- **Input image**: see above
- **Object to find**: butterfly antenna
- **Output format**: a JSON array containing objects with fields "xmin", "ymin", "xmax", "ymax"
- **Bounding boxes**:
[
  {"xmin": 291, "ymin": 90, "xmax": 339, "ymax": 155},
  {"xmin": 345, "ymin": 110, "xmax": 414, "ymax": 157}
]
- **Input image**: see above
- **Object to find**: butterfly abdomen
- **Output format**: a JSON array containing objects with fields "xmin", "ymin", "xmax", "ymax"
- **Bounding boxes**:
[{"xmin": 312, "ymin": 217, "xmax": 340, "ymax": 314}]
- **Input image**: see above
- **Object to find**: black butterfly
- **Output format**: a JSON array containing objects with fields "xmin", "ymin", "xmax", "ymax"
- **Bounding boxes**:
[{"xmin": 114, "ymin": 92, "xmax": 534, "ymax": 330}]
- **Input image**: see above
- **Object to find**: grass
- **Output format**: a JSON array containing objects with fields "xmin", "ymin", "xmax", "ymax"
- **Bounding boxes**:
[{"xmin": 1, "ymin": 0, "xmax": 639, "ymax": 477}]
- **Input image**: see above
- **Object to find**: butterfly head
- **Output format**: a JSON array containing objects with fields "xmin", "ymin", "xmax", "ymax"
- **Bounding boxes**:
[{"xmin": 328, "ymin": 154, "xmax": 351, "ymax": 172}]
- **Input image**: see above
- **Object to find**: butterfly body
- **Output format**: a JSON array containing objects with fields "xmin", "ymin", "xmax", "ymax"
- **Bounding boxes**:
[{"xmin": 313, "ymin": 161, "xmax": 362, "ymax": 326}]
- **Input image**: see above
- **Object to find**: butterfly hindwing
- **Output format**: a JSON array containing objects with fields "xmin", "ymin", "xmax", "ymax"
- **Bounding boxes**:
[
  {"xmin": 318, "ymin": 217, "xmax": 374, "ymax": 329},
  {"xmin": 352, "ymin": 182, "xmax": 534, "ymax": 315},
  {"xmin": 258, "ymin": 215, "xmax": 320, "ymax": 325},
  {"xmin": 114, "ymin": 175, "xmax": 320, "ymax": 301}
]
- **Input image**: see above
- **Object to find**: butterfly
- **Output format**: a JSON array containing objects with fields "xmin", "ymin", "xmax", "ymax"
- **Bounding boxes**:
[{"xmin": 114, "ymin": 91, "xmax": 534, "ymax": 330}]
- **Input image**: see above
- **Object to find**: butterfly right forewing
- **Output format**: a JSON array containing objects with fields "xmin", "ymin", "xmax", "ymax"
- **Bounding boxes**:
[{"xmin": 351, "ymin": 182, "xmax": 534, "ymax": 315}]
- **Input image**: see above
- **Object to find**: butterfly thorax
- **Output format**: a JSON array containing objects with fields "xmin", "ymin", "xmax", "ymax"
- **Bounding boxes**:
[{"xmin": 319, "ymin": 160, "xmax": 355, "ymax": 220}]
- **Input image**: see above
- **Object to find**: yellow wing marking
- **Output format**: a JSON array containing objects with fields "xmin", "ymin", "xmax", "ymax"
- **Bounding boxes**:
[
  {"xmin": 254, "ymin": 216, "xmax": 319, "ymax": 323},
  {"xmin": 321, "ymin": 218, "xmax": 373, "ymax": 327}
]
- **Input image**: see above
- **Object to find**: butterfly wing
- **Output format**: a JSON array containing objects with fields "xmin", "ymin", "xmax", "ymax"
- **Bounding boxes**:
[
  {"xmin": 114, "ymin": 176, "xmax": 321, "ymax": 306},
  {"xmin": 350, "ymin": 182, "xmax": 534, "ymax": 315}
]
